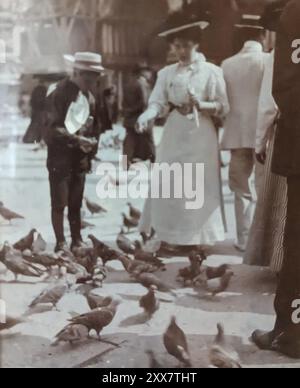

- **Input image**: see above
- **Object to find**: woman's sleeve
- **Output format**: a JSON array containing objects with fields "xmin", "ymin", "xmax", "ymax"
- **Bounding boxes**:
[
  {"xmin": 256, "ymin": 53, "xmax": 279, "ymax": 154},
  {"xmin": 207, "ymin": 66, "xmax": 230, "ymax": 119},
  {"xmin": 148, "ymin": 68, "xmax": 169, "ymax": 117}
]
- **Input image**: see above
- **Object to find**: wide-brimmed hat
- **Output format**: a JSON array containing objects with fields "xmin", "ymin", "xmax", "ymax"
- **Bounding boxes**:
[
  {"xmin": 64, "ymin": 52, "xmax": 104, "ymax": 73},
  {"xmin": 235, "ymin": 14, "xmax": 264, "ymax": 30},
  {"xmin": 260, "ymin": 0, "xmax": 289, "ymax": 32},
  {"xmin": 157, "ymin": 8, "xmax": 211, "ymax": 38}
]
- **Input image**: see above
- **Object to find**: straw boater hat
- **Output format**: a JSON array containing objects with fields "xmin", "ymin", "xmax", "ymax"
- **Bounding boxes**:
[
  {"xmin": 235, "ymin": 14, "xmax": 264, "ymax": 30},
  {"xmin": 64, "ymin": 52, "xmax": 104, "ymax": 73},
  {"xmin": 157, "ymin": 8, "xmax": 211, "ymax": 38}
]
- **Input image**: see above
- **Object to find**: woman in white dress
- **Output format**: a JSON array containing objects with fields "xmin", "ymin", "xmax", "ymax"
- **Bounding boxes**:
[{"xmin": 136, "ymin": 18, "xmax": 230, "ymax": 250}]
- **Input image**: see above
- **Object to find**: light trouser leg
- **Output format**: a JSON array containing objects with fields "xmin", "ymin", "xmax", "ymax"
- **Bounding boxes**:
[{"xmin": 229, "ymin": 149, "xmax": 255, "ymax": 246}]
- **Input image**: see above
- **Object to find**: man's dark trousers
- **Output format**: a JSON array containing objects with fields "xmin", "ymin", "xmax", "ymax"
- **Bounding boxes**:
[
  {"xmin": 49, "ymin": 171, "xmax": 86, "ymax": 244},
  {"xmin": 274, "ymin": 176, "xmax": 300, "ymax": 334}
]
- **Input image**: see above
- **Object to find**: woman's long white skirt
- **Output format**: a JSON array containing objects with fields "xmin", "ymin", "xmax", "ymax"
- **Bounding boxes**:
[{"xmin": 139, "ymin": 110, "xmax": 225, "ymax": 246}]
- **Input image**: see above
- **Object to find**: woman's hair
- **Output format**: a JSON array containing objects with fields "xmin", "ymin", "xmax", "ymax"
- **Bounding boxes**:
[{"xmin": 166, "ymin": 26, "xmax": 202, "ymax": 45}]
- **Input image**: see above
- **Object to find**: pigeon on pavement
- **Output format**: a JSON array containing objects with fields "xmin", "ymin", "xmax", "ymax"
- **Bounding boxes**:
[
  {"xmin": 209, "ymin": 323, "xmax": 242, "ymax": 368},
  {"xmin": 163, "ymin": 316, "xmax": 192, "ymax": 367}
]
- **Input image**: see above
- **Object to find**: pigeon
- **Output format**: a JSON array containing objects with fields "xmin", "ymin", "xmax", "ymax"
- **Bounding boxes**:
[
  {"xmin": 29, "ymin": 274, "xmax": 69, "ymax": 309},
  {"xmin": 135, "ymin": 273, "xmax": 176, "ymax": 295},
  {"xmin": 134, "ymin": 241, "xmax": 165, "ymax": 269},
  {"xmin": 0, "ymin": 315, "xmax": 26, "ymax": 331},
  {"xmin": 76, "ymin": 265, "xmax": 107, "ymax": 288},
  {"xmin": 22, "ymin": 250, "xmax": 57, "ymax": 269},
  {"xmin": 81, "ymin": 219, "xmax": 95, "ymax": 230},
  {"xmin": 72, "ymin": 247, "xmax": 98, "ymax": 274},
  {"xmin": 68, "ymin": 299, "xmax": 121, "ymax": 339},
  {"xmin": 0, "ymin": 202, "xmax": 25, "ymax": 224},
  {"xmin": 139, "ymin": 285, "xmax": 160, "ymax": 318},
  {"xmin": 206, "ymin": 271, "xmax": 234, "ymax": 297},
  {"xmin": 56, "ymin": 251, "xmax": 88, "ymax": 277},
  {"xmin": 178, "ymin": 251, "xmax": 205, "ymax": 285},
  {"xmin": 141, "ymin": 228, "xmax": 156, "ymax": 245},
  {"xmin": 75, "ymin": 255, "xmax": 98, "ymax": 275},
  {"xmin": 122, "ymin": 213, "xmax": 139, "ymax": 233},
  {"xmin": 163, "ymin": 316, "xmax": 191, "ymax": 367},
  {"xmin": 118, "ymin": 255, "xmax": 156, "ymax": 275},
  {"xmin": 0, "ymin": 244, "xmax": 6, "ymax": 262},
  {"xmin": 13, "ymin": 229, "xmax": 37, "ymax": 252},
  {"xmin": 142, "ymin": 239, "xmax": 161, "ymax": 255},
  {"xmin": 32, "ymin": 233, "xmax": 47, "ymax": 253},
  {"xmin": 88, "ymin": 235, "xmax": 121, "ymax": 266},
  {"xmin": 209, "ymin": 323, "xmax": 242, "ymax": 368},
  {"xmin": 85, "ymin": 197, "xmax": 107, "ymax": 216},
  {"xmin": 146, "ymin": 350, "xmax": 163, "ymax": 368},
  {"xmin": 127, "ymin": 203, "xmax": 141, "ymax": 220},
  {"xmin": 117, "ymin": 228, "xmax": 136, "ymax": 254},
  {"xmin": 77, "ymin": 285, "xmax": 113, "ymax": 310},
  {"xmin": 52, "ymin": 324, "xmax": 89, "ymax": 346},
  {"xmin": 206, "ymin": 264, "xmax": 230, "ymax": 280},
  {"xmin": 2, "ymin": 243, "xmax": 45, "ymax": 281}
]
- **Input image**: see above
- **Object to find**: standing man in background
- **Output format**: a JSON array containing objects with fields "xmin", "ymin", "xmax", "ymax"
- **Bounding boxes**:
[
  {"xmin": 123, "ymin": 63, "xmax": 156, "ymax": 169},
  {"xmin": 221, "ymin": 15, "xmax": 269, "ymax": 252}
]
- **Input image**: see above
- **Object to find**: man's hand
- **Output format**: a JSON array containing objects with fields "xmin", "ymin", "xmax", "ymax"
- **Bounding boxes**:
[
  {"xmin": 78, "ymin": 136, "xmax": 97, "ymax": 154},
  {"xmin": 256, "ymin": 150, "xmax": 267, "ymax": 165}
]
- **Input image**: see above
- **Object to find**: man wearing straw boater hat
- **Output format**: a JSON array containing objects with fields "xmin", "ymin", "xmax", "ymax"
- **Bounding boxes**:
[
  {"xmin": 43, "ymin": 52, "xmax": 104, "ymax": 253},
  {"xmin": 221, "ymin": 15, "xmax": 269, "ymax": 252}
]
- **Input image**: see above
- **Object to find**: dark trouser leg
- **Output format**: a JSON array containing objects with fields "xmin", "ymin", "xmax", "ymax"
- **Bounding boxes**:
[
  {"xmin": 123, "ymin": 127, "xmax": 137, "ymax": 169},
  {"xmin": 253, "ymin": 176, "xmax": 300, "ymax": 353},
  {"xmin": 141, "ymin": 129, "xmax": 156, "ymax": 163},
  {"xmin": 68, "ymin": 172, "xmax": 86, "ymax": 243},
  {"xmin": 49, "ymin": 173, "xmax": 70, "ymax": 244},
  {"xmin": 274, "ymin": 175, "xmax": 300, "ymax": 333}
]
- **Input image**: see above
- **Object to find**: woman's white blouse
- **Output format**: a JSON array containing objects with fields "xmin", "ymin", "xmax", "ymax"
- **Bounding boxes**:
[{"xmin": 148, "ymin": 53, "xmax": 230, "ymax": 119}]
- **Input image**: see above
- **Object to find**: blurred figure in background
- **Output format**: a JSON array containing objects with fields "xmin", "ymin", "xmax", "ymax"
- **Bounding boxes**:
[
  {"xmin": 221, "ymin": 15, "xmax": 269, "ymax": 252},
  {"xmin": 23, "ymin": 75, "xmax": 48, "ymax": 144},
  {"xmin": 123, "ymin": 62, "xmax": 156, "ymax": 169},
  {"xmin": 98, "ymin": 86, "xmax": 118, "ymax": 132}
]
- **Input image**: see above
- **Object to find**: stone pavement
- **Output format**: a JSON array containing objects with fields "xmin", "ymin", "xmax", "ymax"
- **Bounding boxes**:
[{"xmin": 0, "ymin": 124, "xmax": 300, "ymax": 368}]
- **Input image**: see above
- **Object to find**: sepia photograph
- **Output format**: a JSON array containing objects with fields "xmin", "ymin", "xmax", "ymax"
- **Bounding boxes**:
[{"xmin": 0, "ymin": 0, "xmax": 300, "ymax": 370}]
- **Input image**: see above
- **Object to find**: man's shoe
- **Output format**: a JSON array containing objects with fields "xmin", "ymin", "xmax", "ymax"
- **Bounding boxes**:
[
  {"xmin": 272, "ymin": 329, "xmax": 300, "ymax": 359},
  {"xmin": 252, "ymin": 330, "xmax": 276, "ymax": 350},
  {"xmin": 55, "ymin": 241, "xmax": 70, "ymax": 254}
]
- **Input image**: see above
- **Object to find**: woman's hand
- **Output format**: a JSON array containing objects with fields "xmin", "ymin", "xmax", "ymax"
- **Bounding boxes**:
[
  {"xmin": 136, "ymin": 114, "xmax": 149, "ymax": 134},
  {"xmin": 189, "ymin": 95, "xmax": 202, "ymax": 111},
  {"xmin": 136, "ymin": 108, "xmax": 158, "ymax": 134},
  {"xmin": 256, "ymin": 149, "xmax": 267, "ymax": 165}
]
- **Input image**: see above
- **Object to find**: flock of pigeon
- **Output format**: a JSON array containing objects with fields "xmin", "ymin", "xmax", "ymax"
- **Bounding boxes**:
[{"xmin": 0, "ymin": 198, "xmax": 240, "ymax": 368}]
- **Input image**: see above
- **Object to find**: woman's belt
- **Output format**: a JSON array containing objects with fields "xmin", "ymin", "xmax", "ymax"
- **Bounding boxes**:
[{"xmin": 169, "ymin": 103, "xmax": 194, "ymax": 116}]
